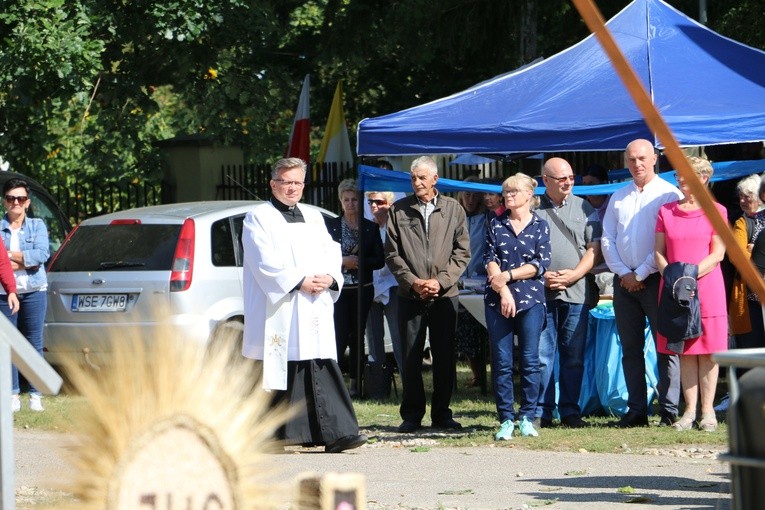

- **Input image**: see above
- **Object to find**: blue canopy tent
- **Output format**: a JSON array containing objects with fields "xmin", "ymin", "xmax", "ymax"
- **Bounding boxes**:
[{"xmin": 356, "ymin": 0, "xmax": 765, "ymax": 156}]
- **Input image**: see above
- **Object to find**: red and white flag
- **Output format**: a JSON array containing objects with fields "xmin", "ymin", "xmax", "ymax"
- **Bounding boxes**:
[{"xmin": 285, "ymin": 74, "xmax": 310, "ymax": 163}]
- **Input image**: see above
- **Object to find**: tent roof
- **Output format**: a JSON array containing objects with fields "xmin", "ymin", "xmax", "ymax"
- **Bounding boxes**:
[{"xmin": 357, "ymin": 0, "xmax": 765, "ymax": 156}]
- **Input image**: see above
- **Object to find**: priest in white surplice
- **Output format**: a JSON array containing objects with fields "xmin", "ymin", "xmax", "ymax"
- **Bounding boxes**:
[{"xmin": 242, "ymin": 157, "xmax": 367, "ymax": 453}]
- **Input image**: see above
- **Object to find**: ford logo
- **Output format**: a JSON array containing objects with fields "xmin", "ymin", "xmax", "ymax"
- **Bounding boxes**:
[{"xmin": 92, "ymin": 279, "xmax": 105, "ymax": 285}]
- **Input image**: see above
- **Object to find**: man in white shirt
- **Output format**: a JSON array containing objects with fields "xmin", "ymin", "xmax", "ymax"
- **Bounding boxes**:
[{"xmin": 601, "ymin": 139, "xmax": 683, "ymax": 428}]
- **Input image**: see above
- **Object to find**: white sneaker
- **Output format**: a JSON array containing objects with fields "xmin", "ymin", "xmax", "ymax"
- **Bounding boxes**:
[
  {"xmin": 28, "ymin": 394, "xmax": 43, "ymax": 412},
  {"xmin": 11, "ymin": 394, "xmax": 20, "ymax": 413}
]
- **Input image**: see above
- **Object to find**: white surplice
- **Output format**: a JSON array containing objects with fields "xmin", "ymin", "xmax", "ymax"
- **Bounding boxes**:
[{"xmin": 241, "ymin": 202, "xmax": 343, "ymax": 390}]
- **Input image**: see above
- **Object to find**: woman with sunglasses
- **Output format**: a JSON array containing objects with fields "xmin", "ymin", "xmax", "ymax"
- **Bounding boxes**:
[{"xmin": 0, "ymin": 178, "xmax": 50, "ymax": 412}]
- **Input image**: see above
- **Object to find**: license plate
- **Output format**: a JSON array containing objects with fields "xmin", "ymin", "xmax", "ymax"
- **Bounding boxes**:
[{"xmin": 72, "ymin": 294, "xmax": 128, "ymax": 312}]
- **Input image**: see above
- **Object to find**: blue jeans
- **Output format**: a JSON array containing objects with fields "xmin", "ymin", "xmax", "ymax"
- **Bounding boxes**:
[
  {"xmin": 0, "ymin": 290, "xmax": 47, "ymax": 395},
  {"xmin": 485, "ymin": 302, "xmax": 545, "ymax": 424},
  {"xmin": 536, "ymin": 301, "xmax": 589, "ymax": 421}
]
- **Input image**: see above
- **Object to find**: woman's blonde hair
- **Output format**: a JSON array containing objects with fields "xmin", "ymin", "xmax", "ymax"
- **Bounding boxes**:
[
  {"xmin": 502, "ymin": 172, "xmax": 537, "ymax": 192},
  {"xmin": 686, "ymin": 156, "xmax": 714, "ymax": 181},
  {"xmin": 365, "ymin": 191, "xmax": 395, "ymax": 204}
]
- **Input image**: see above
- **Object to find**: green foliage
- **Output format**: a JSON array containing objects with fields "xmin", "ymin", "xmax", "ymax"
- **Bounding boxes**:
[
  {"xmin": 0, "ymin": 0, "xmax": 763, "ymax": 189},
  {"xmin": 710, "ymin": 0, "xmax": 765, "ymax": 49}
]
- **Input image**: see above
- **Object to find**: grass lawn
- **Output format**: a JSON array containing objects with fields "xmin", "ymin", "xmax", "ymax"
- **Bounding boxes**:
[
  {"xmin": 352, "ymin": 363, "xmax": 730, "ymax": 452},
  {"xmin": 14, "ymin": 363, "xmax": 729, "ymax": 454}
]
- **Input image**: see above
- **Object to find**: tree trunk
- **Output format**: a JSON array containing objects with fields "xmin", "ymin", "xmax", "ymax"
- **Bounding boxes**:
[{"xmin": 520, "ymin": 0, "xmax": 538, "ymax": 64}]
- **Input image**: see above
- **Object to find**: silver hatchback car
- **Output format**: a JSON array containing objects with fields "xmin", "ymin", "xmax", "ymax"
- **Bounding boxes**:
[{"xmin": 43, "ymin": 201, "xmax": 336, "ymax": 368}]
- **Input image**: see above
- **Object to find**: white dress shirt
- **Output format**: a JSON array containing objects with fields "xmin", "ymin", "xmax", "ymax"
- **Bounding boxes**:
[{"xmin": 601, "ymin": 175, "xmax": 682, "ymax": 280}]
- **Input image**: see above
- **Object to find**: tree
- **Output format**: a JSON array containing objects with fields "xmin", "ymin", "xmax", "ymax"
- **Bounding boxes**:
[
  {"xmin": 0, "ymin": 0, "xmax": 297, "ymax": 182},
  {"xmin": 1, "ymin": 0, "xmax": 763, "ymax": 190}
]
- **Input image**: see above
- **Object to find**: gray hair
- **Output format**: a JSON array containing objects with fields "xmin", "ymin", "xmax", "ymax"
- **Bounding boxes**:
[
  {"xmin": 410, "ymin": 156, "xmax": 438, "ymax": 176},
  {"xmin": 272, "ymin": 157, "xmax": 307, "ymax": 179},
  {"xmin": 338, "ymin": 178, "xmax": 358, "ymax": 195},
  {"xmin": 737, "ymin": 173, "xmax": 762, "ymax": 198}
]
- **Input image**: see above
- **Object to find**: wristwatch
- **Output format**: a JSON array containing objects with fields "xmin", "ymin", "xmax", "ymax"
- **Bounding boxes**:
[{"xmin": 634, "ymin": 272, "xmax": 644, "ymax": 282}]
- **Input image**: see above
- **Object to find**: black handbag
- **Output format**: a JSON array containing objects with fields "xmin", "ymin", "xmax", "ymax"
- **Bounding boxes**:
[
  {"xmin": 658, "ymin": 262, "xmax": 702, "ymax": 354},
  {"xmin": 363, "ymin": 362, "xmax": 393, "ymax": 400}
]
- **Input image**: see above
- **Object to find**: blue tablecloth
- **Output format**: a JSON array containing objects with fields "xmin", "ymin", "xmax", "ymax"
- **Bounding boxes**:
[{"xmin": 578, "ymin": 301, "xmax": 659, "ymax": 417}]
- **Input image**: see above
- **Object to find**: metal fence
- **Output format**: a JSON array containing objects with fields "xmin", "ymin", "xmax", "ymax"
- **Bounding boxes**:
[
  {"xmin": 43, "ymin": 162, "xmax": 356, "ymax": 225},
  {"xmin": 48, "ymin": 179, "xmax": 168, "ymax": 225}
]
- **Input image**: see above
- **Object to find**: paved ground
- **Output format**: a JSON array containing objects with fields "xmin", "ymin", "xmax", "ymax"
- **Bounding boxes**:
[{"xmin": 14, "ymin": 429, "xmax": 732, "ymax": 509}]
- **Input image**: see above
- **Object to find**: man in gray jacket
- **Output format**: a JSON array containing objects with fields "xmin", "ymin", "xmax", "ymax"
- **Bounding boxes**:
[
  {"xmin": 534, "ymin": 157, "xmax": 601, "ymax": 429},
  {"xmin": 385, "ymin": 156, "xmax": 471, "ymax": 433}
]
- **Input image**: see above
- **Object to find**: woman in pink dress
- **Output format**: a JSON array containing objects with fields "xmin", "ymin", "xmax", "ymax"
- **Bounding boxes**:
[{"xmin": 655, "ymin": 157, "xmax": 727, "ymax": 432}]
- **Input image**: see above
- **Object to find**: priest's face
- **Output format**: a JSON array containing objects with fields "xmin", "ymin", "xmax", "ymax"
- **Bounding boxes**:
[{"xmin": 270, "ymin": 166, "xmax": 306, "ymax": 207}]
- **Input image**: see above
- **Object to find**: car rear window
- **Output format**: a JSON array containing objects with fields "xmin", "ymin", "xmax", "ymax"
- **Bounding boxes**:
[{"xmin": 49, "ymin": 224, "xmax": 181, "ymax": 272}]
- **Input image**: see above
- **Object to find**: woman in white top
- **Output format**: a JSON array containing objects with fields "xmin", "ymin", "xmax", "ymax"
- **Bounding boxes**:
[{"xmin": 0, "ymin": 178, "xmax": 50, "ymax": 412}]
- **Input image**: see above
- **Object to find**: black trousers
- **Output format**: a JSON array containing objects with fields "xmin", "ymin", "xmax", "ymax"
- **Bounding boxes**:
[
  {"xmin": 613, "ymin": 273, "xmax": 680, "ymax": 417},
  {"xmin": 398, "ymin": 295, "xmax": 459, "ymax": 424},
  {"xmin": 269, "ymin": 359, "xmax": 360, "ymax": 446},
  {"xmin": 333, "ymin": 285, "xmax": 374, "ymax": 378}
]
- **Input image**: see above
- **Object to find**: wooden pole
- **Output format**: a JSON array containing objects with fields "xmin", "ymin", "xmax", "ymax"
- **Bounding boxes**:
[{"xmin": 570, "ymin": 0, "xmax": 765, "ymax": 304}]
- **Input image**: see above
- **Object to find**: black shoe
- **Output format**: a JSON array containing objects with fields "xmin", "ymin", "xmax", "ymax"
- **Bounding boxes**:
[
  {"xmin": 658, "ymin": 413, "xmax": 677, "ymax": 427},
  {"xmin": 325, "ymin": 434, "xmax": 367, "ymax": 453},
  {"xmin": 398, "ymin": 420, "xmax": 422, "ymax": 433},
  {"xmin": 431, "ymin": 418, "xmax": 462, "ymax": 430},
  {"xmin": 533, "ymin": 417, "xmax": 554, "ymax": 429},
  {"xmin": 610, "ymin": 411, "xmax": 649, "ymax": 428},
  {"xmin": 561, "ymin": 415, "xmax": 589, "ymax": 428}
]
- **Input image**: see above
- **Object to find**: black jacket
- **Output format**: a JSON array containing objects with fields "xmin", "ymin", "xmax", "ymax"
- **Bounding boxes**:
[
  {"xmin": 658, "ymin": 262, "xmax": 702, "ymax": 354},
  {"xmin": 325, "ymin": 216, "xmax": 385, "ymax": 286}
]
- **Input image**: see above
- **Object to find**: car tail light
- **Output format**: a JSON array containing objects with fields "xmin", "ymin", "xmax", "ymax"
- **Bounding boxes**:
[
  {"xmin": 109, "ymin": 219, "xmax": 142, "ymax": 225},
  {"xmin": 170, "ymin": 218, "xmax": 195, "ymax": 292}
]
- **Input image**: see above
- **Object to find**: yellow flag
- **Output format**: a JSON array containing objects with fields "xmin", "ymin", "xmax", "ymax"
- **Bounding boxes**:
[{"xmin": 317, "ymin": 81, "xmax": 354, "ymax": 164}]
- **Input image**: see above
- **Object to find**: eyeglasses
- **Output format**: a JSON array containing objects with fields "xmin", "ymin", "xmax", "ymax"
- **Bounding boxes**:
[
  {"xmin": 4, "ymin": 195, "xmax": 28, "ymax": 204},
  {"xmin": 273, "ymin": 179, "xmax": 304, "ymax": 188},
  {"xmin": 545, "ymin": 175, "xmax": 576, "ymax": 183},
  {"xmin": 503, "ymin": 189, "xmax": 527, "ymax": 196},
  {"xmin": 367, "ymin": 199, "xmax": 387, "ymax": 206}
]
